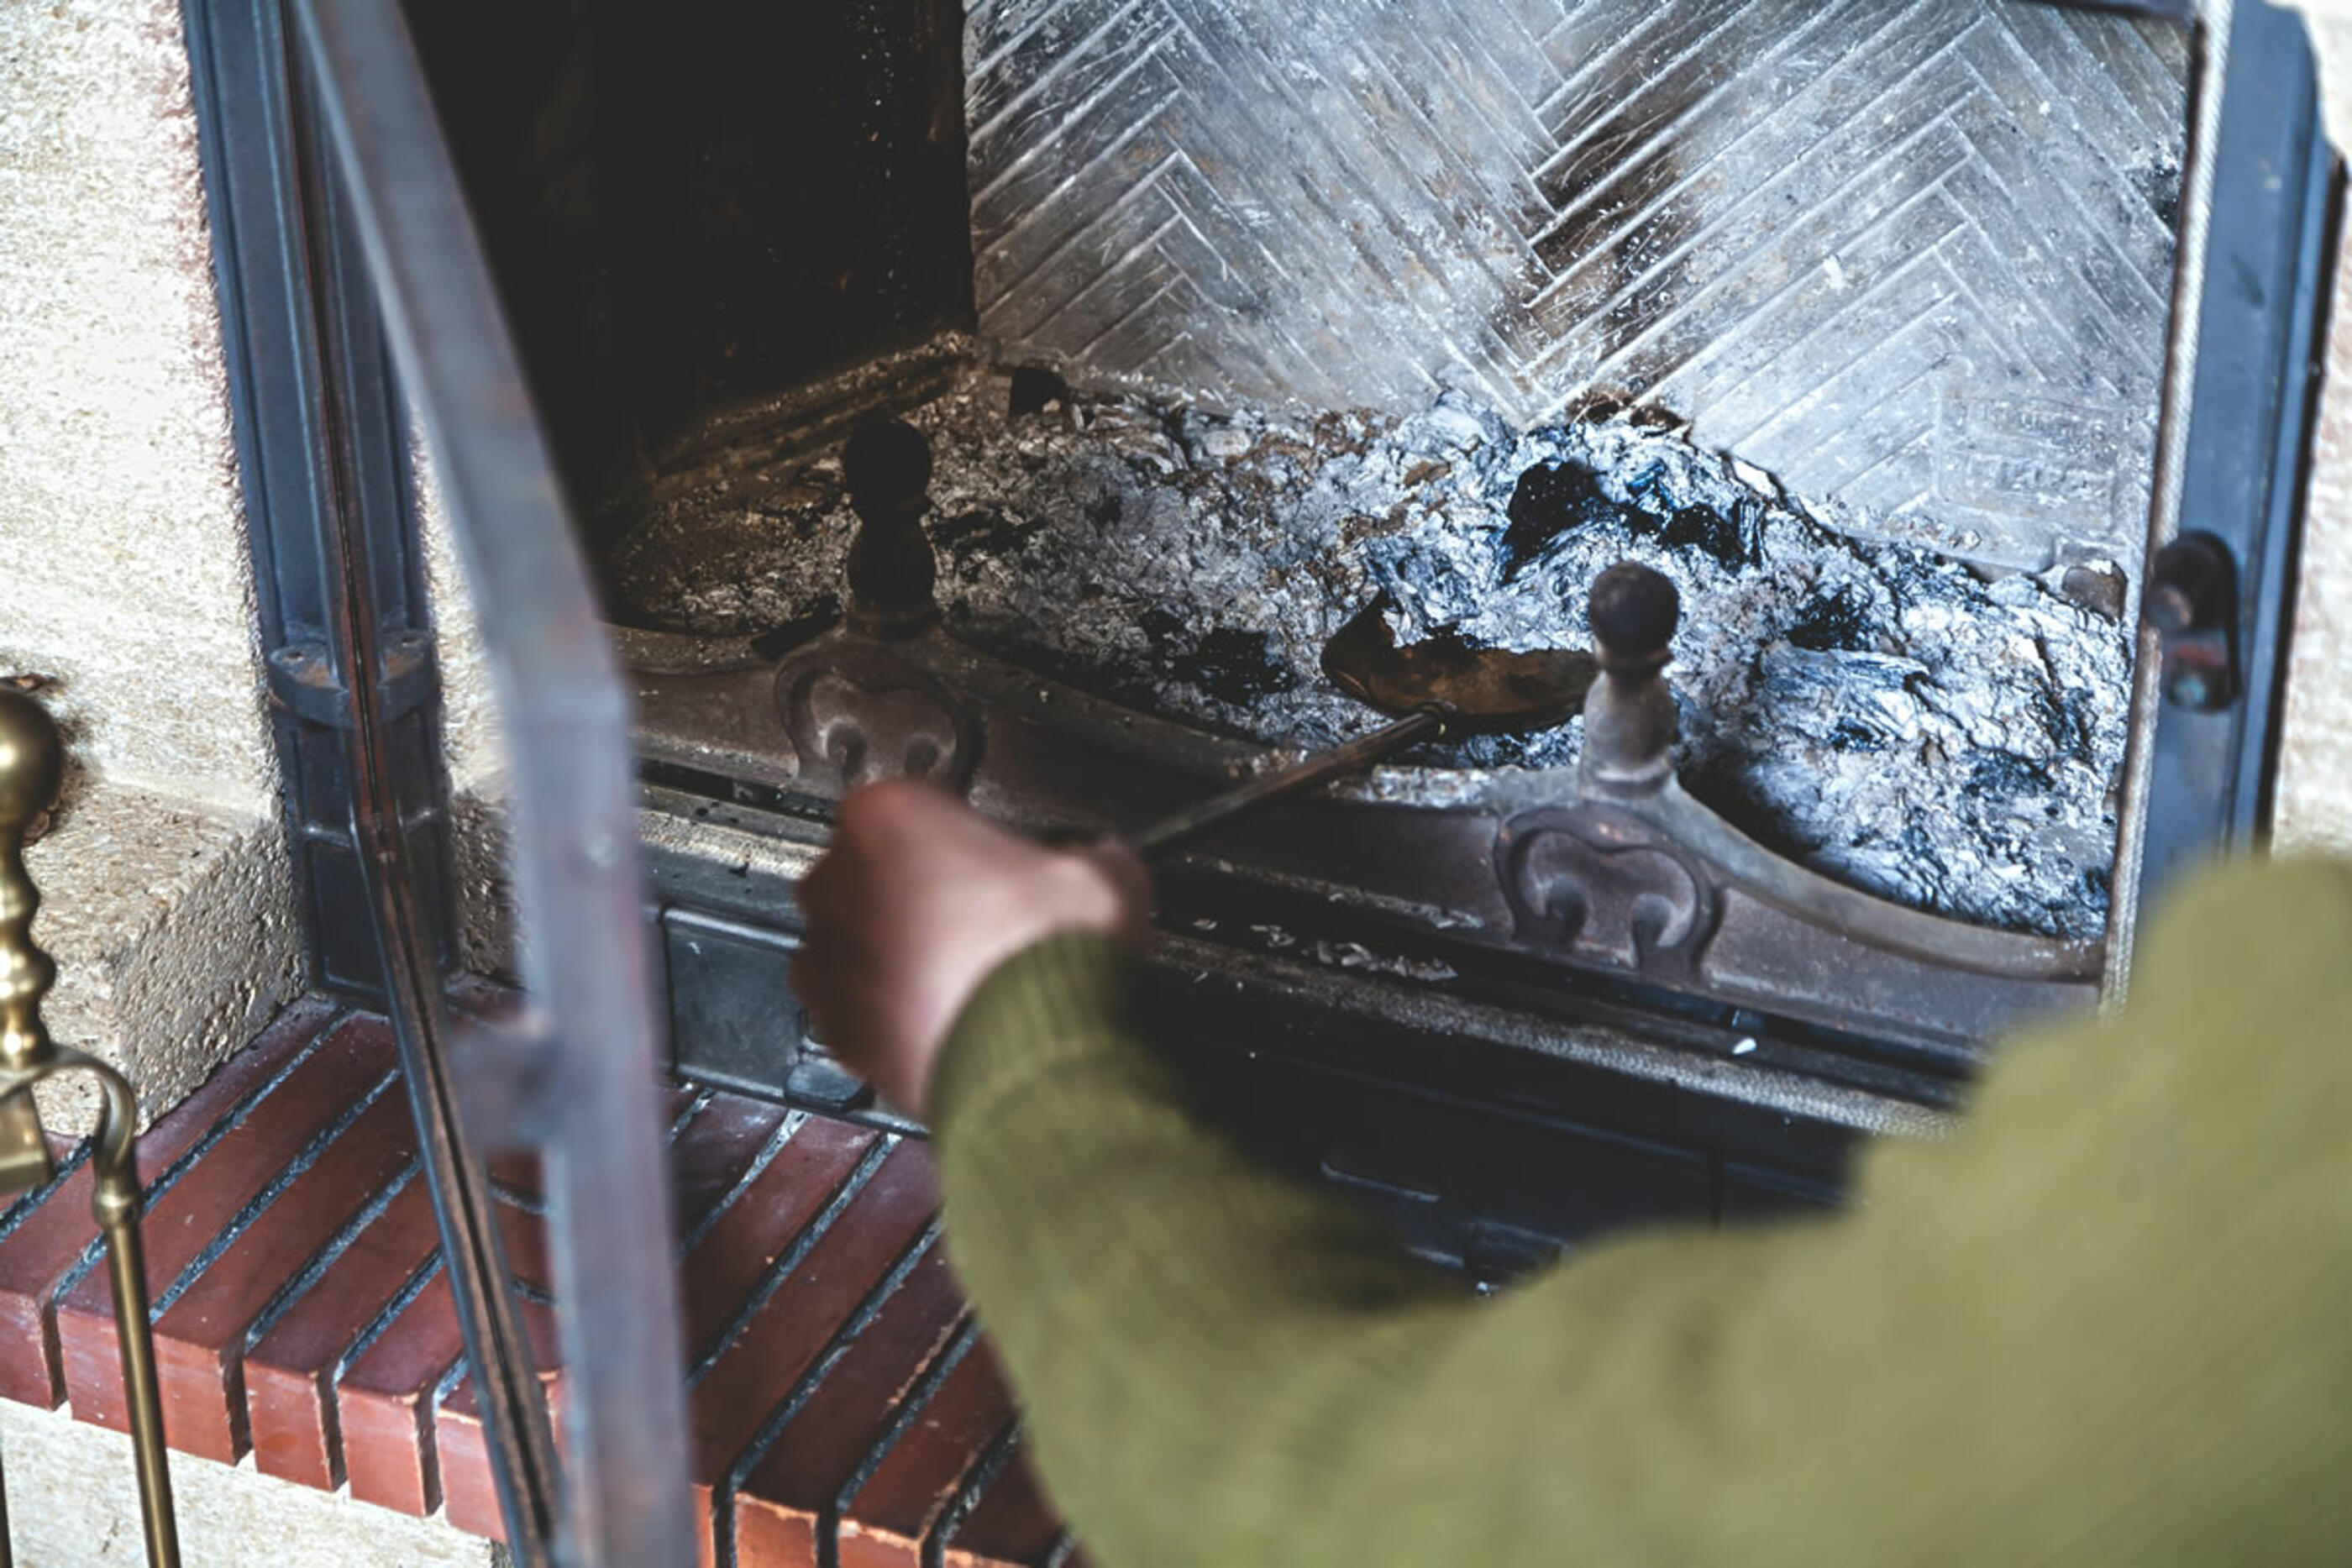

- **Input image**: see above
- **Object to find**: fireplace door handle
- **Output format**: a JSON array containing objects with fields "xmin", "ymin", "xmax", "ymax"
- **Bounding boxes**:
[{"xmin": 0, "ymin": 686, "xmax": 180, "ymax": 1568}]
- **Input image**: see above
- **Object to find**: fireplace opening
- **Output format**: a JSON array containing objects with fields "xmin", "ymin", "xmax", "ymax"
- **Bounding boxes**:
[
  {"xmin": 410, "ymin": 1, "xmax": 2176, "ymax": 955},
  {"xmin": 606, "ymin": 356, "xmax": 2131, "ymax": 939},
  {"xmin": 387, "ymin": 0, "xmax": 2247, "ymax": 1196}
]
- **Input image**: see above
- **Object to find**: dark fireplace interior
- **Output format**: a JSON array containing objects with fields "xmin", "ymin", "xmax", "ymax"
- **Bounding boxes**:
[{"xmin": 406, "ymin": 0, "xmax": 975, "ymax": 528}]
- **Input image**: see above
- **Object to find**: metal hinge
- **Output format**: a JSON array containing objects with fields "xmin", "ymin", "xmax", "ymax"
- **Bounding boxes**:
[{"xmin": 265, "ymin": 629, "xmax": 437, "ymax": 727}]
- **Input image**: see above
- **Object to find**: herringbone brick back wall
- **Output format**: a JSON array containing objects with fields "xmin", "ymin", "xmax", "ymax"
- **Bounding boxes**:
[{"xmin": 965, "ymin": 0, "xmax": 2190, "ymax": 572}]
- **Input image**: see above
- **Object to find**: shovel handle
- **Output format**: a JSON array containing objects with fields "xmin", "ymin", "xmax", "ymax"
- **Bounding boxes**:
[{"xmin": 1127, "ymin": 708, "xmax": 1445, "ymax": 858}]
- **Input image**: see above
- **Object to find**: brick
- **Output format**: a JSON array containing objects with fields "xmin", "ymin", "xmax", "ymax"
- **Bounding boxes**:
[
  {"xmin": 401, "ymin": 1120, "xmax": 910, "ymax": 1555},
  {"xmin": 941, "ymin": 1443, "xmax": 1063, "ymax": 1568},
  {"xmin": 668, "ymin": 1092, "xmax": 790, "ymax": 1235},
  {"xmin": 445, "ymin": 978, "xmax": 547, "ymax": 1204},
  {"xmin": 335, "ymin": 1266, "xmax": 456, "ymax": 1518},
  {"xmin": 732, "ymin": 1245, "xmax": 967, "ymax": 1568},
  {"xmin": 336, "ymin": 1199, "xmax": 548, "ymax": 1517},
  {"xmin": 0, "ymin": 996, "xmax": 338, "ymax": 1408},
  {"xmin": 431, "ymin": 1093, "xmax": 789, "ymax": 1543},
  {"xmin": 432, "ymin": 1296, "xmax": 561, "ymax": 1542},
  {"xmin": 690, "ymin": 1141, "xmax": 937, "ymax": 1565},
  {"xmin": 55, "ymin": 1014, "xmax": 396, "ymax": 1440},
  {"xmin": 484, "ymin": 1082, "xmax": 699, "ymax": 1204},
  {"xmin": 244, "ymin": 1172, "xmax": 441, "ymax": 1490},
  {"xmin": 253, "ymin": 983, "xmax": 693, "ymax": 1494},
  {"xmin": 486, "ymin": 1151, "xmax": 544, "ymax": 1204},
  {"xmin": 0, "ymin": 992, "xmax": 1003, "ymax": 1568},
  {"xmin": 836, "ymin": 1336, "xmax": 1020, "ymax": 1568},
  {"xmin": 680, "ymin": 1117, "xmax": 879, "ymax": 1366},
  {"xmin": 146, "ymin": 1085, "xmax": 417, "ymax": 1464}
]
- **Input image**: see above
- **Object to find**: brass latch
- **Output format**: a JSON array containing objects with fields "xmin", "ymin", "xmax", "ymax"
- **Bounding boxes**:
[{"xmin": 0, "ymin": 686, "xmax": 179, "ymax": 1568}]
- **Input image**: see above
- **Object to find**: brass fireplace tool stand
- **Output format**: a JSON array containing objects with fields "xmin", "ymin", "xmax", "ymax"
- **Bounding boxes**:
[{"xmin": 0, "ymin": 687, "xmax": 179, "ymax": 1568}]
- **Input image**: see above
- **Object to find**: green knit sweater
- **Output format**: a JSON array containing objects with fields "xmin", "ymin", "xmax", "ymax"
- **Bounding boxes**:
[{"xmin": 932, "ymin": 857, "xmax": 2352, "ymax": 1566}]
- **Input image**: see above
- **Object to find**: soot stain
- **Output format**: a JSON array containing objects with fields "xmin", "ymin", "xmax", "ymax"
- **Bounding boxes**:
[
  {"xmin": 1173, "ymin": 627, "xmax": 1298, "ymax": 704},
  {"xmin": 1501, "ymin": 460, "xmax": 1614, "ymax": 578},
  {"xmin": 2136, "ymin": 160, "xmax": 2182, "ymax": 233},
  {"xmin": 1648, "ymin": 504, "xmax": 1751, "ymax": 570},
  {"xmin": 1784, "ymin": 586, "xmax": 1877, "ymax": 653},
  {"xmin": 1963, "ymin": 750, "xmax": 2052, "ymax": 799},
  {"xmin": 1504, "ymin": 459, "xmax": 1756, "ymax": 578},
  {"xmin": 1008, "ymin": 364, "xmax": 1072, "ymax": 417},
  {"xmin": 932, "ymin": 507, "xmax": 1026, "ymax": 557},
  {"xmin": 1826, "ymin": 717, "xmax": 1890, "ymax": 753}
]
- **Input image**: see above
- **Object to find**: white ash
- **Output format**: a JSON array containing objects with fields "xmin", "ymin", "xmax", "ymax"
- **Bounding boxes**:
[
  {"xmin": 605, "ymin": 367, "xmax": 2131, "ymax": 940},
  {"xmin": 1221, "ymin": 924, "xmax": 1461, "ymax": 984},
  {"xmin": 1313, "ymin": 940, "xmax": 1461, "ymax": 985}
]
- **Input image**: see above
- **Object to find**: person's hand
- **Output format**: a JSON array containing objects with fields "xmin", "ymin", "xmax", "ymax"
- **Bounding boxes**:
[{"xmin": 793, "ymin": 781, "xmax": 1152, "ymax": 1120}]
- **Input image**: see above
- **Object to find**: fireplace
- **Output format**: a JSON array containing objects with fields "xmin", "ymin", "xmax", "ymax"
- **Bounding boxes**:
[
  {"xmin": 373, "ymin": 0, "xmax": 2318, "ymax": 1242},
  {"xmin": 100, "ymin": 0, "xmax": 2330, "ymax": 1561}
]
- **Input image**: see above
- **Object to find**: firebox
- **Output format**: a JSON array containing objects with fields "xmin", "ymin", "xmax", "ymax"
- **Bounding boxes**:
[
  {"xmin": 165, "ymin": 0, "xmax": 2333, "ymax": 1560},
  {"xmin": 373, "ymin": 0, "xmax": 2328, "ymax": 1258}
]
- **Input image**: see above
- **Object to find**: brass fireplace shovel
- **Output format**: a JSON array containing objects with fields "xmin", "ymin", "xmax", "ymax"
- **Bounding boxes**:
[
  {"xmin": 1127, "ymin": 603, "xmax": 1597, "ymax": 856},
  {"xmin": 0, "ymin": 687, "xmax": 180, "ymax": 1568}
]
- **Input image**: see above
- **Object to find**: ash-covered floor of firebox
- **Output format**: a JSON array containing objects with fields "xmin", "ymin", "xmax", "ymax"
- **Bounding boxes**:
[{"xmin": 606, "ymin": 360, "xmax": 2134, "ymax": 941}]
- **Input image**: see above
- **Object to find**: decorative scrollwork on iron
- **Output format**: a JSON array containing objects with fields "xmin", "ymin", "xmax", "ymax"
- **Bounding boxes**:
[
  {"xmin": 1497, "ymin": 805, "xmax": 1719, "ymax": 979},
  {"xmin": 775, "ymin": 644, "xmax": 980, "ymax": 794}
]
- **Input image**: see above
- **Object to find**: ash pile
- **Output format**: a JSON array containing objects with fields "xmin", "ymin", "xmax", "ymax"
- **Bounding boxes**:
[{"xmin": 608, "ymin": 364, "xmax": 2133, "ymax": 941}]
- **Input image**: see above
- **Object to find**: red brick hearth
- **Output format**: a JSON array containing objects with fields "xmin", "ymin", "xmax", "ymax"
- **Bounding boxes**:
[{"xmin": 0, "ymin": 998, "xmax": 1079, "ymax": 1566}]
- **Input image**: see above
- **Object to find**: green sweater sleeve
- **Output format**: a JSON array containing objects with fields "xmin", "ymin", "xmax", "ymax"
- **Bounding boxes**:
[{"xmin": 931, "ymin": 858, "xmax": 2352, "ymax": 1567}]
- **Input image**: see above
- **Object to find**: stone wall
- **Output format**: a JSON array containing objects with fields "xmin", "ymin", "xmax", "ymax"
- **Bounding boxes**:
[
  {"xmin": 414, "ymin": 440, "xmax": 517, "ymax": 982},
  {"xmin": 0, "ymin": 1400, "xmax": 496, "ymax": 1568},
  {"xmin": 0, "ymin": 3, "xmax": 483, "ymax": 1560},
  {"xmin": 0, "ymin": 0, "xmax": 300, "ymax": 1135},
  {"xmin": 2275, "ymin": 165, "xmax": 2352, "ymax": 857},
  {"xmin": 0, "ymin": 0, "xmax": 272, "ymax": 810}
]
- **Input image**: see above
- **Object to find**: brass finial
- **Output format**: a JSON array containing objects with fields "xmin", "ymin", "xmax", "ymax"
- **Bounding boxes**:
[{"xmin": 0, "ymin": 685, "xmax": 62, "ymax": 1069}]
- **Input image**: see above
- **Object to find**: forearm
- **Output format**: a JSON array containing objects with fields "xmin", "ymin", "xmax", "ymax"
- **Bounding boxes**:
[
  {"xmin": 931, "ymin": 862, "xmax": 2352, "ymax": 1568},
  {"xmin": 932, "ymin": 933, "xmax": 1478, "ymax": 1566},
  {"xmin": 933, "ymin": 940, "xmax": 1790, "ymax": 1565}
]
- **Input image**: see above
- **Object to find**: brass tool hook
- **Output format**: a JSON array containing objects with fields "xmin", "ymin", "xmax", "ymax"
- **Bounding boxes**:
[{"xmin": 0, "ymin": 687, "xmax": 179, "ymax": 1568}]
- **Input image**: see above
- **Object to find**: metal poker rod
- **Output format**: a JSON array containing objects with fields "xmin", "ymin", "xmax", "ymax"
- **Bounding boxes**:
[{"xmin": 1127, "ymin": 602, "xmax": 1597, "ymax": 857}]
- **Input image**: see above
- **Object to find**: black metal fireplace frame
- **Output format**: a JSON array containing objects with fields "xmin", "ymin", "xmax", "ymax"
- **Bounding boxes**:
[
  {"xmin": 2121, "ymin": 0, "xmax": 2338, "ymax": 935},
  {"xmin": 173, "ymin": 0, "xmax": 2334, "ymax": 1562},
  {"xmin": 181, "ymin": 2, "xmax": 692, "ymax": 1563}
]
